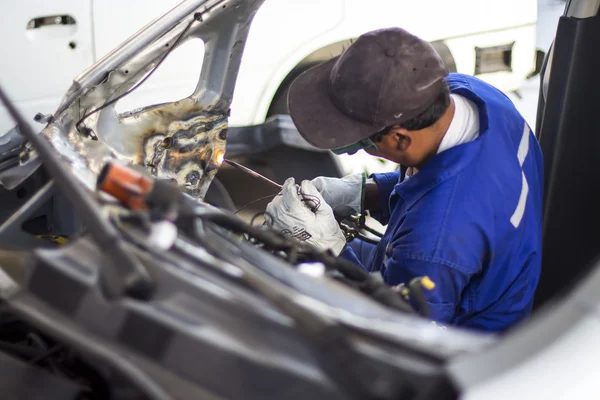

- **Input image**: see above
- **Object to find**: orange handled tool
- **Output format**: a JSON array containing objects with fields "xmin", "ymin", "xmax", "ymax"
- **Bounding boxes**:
[{"xmin": 97, "ymin": 162, "xmax": 154, "ymax": 210}]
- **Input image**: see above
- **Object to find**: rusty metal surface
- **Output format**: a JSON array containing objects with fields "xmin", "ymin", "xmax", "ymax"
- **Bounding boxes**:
[
  {"xmin": 133, "ymin": 102, "xmax": 227, "ymax": 198},
  {"xmin": 16, "ymin": 0, "xmax": 265, "ymax": 199}
]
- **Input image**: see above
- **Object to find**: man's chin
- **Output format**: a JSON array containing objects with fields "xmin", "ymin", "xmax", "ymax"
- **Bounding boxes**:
[{"xmin": 389, "ymin": 155, "xmax": 410, "ymax": 166}]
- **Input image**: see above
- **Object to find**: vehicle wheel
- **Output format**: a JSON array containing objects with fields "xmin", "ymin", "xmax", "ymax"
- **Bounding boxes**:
[
  {"xmin": 204, "ymin": 177, "xmax": 236, "ymax": 212},
  {"xmin": 266, "ymin": 62, "xmax": 319, "ymax": 117}
]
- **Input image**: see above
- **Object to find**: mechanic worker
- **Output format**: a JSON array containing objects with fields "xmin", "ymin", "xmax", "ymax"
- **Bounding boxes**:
[{"xmin": 265, "ymin": 27, "xmax": 543, "ymax": 332}]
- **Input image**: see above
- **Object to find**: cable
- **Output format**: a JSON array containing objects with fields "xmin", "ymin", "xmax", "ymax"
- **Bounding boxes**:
[
  {"xmin": 234, "ymin": 194, "xmax": 278, "ymax": 215},
  {"xmin": 234, "ymin": 192, "xmax": 322, "ymax": 216},
  {"xmin": 75, "ymin": 13, "xmax": 200, "ymax": 132},
  {"xmin": 360, "ymin": 223, "xmax": 384, "ymax": 238},
  {"xmin": 297, "ymin": 192, "xmax": 321, "ymax": 213},
  {"xmin": 191, "ymin": 207, "xmax": 418, "ymax": 315},
  {"xmin": 250, "ymin": 212, "xmax": 265, "ymax": 226}
]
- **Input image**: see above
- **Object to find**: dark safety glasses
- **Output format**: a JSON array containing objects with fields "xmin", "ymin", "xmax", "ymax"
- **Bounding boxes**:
[
  {"xmin": 331, "ymin": 127, "xmax": 390, "ymax": 155},
  {"xmin": 331, "ymin": 137, "xmax": 379, "ymax": 155}
]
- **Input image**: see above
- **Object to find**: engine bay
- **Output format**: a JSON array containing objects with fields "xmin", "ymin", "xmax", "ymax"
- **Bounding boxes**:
[
  {"xmin": 0, "ymin": 3, "xmax": 497, "ymax": 398},
  {"xmin": 3, "ymin": 0, "xmax": 599, "ymax": 398}
]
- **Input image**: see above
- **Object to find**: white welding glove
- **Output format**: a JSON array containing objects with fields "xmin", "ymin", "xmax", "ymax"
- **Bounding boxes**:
[
  {"xmin": 311, "ymin": 173, "xmax": 366, "ymax": 218},
  {"xmin": 265, "ymin": 177, "xmax": 346, "ymax": 255}
]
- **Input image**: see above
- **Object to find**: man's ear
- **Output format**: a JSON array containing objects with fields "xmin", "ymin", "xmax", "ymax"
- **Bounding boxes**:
[{"xmin": 389, "ymin": 127, "xmax": 411, "ymax": 151}]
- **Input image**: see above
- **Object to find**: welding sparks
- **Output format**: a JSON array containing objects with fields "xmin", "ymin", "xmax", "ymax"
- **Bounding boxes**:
[{"xmin": 216, "ymin": 152, "xmax": 225, "ymax": 164}]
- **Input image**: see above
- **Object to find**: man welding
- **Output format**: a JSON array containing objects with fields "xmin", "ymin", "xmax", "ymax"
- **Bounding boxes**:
[{"xmin": 265, "ymin": 27, "xmax": 543, "ymax": 332}]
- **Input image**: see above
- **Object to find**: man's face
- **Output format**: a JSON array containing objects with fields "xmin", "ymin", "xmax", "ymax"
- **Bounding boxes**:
[
  {"xmin": 366, "ymin": 126, "xmax": 442, "ymax": 168},
  {"xmin": 364, "ymin": 94, "xmax": 454, "ymax": 167}
]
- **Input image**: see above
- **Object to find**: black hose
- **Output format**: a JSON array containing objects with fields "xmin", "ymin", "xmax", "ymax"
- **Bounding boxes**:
[
  {"xmin": 360, "ymin": 224, "xmax": 384, "ymax": 238},
  {"xmin": 189, "ymin": 208, "xmax": 416, "ymax": 313}
]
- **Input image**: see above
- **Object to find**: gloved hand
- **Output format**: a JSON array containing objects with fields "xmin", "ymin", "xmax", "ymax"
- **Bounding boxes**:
[
  {"xmin": 311, "ymin": 173, "xmax": 366, "ymax": 218},
  {"xmin": 265, "ymin": 177, "xmax": 346, "ymax": 255}
]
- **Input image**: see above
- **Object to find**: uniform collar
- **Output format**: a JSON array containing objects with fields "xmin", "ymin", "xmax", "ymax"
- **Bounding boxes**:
[
  {"xmin": 437, "ymin": 93, "xmax": 480, "ymax": 154},
  {"xmin": 393, "ymin": 74, "xmax": 489, "ymax": 210},
  {"xmin": 446, "ymin": 74, "xmax": 489, "ymax": 133}
]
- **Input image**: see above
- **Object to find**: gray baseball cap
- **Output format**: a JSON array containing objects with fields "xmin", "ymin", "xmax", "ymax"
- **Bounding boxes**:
[{"xmin": 288, "ymin": 27, "xmax": 449, "ymax": 150}]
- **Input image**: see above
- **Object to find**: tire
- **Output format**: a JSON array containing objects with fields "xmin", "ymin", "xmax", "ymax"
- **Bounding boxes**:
[
  {"xmin": 266, "ymin": 62, "xmax": 319, "ymax": 117},
  {"xmin": 204, "ymin": 177, "xmax": 236, "ymax": 212}
]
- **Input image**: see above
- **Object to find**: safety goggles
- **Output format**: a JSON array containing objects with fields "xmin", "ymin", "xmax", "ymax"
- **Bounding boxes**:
[
  {"xmin": 331, "ymin": 138, "xmax": 378, "ymax": 155},
  {"xmin": 331, "ymin": 127, "xmax": 390, "ymax": 155}
]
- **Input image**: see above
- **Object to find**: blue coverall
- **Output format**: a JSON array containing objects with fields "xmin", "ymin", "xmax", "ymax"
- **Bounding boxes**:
[{"xmin": 341, "ymin": 73, "xmax": 544, "ymax": 332}]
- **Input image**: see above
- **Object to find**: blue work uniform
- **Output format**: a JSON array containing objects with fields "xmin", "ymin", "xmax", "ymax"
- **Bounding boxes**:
[{"xmin": 341, "ymin": 73, "xmax": 543, "ymax": 332}]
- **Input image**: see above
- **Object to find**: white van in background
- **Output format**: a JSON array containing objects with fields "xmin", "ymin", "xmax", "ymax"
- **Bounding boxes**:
[{"xmin": 0, "ymin": 0, "xmax": 538, "ymax": 175}]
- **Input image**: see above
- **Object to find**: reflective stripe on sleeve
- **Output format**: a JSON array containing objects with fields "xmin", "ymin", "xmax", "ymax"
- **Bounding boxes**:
[{"xmin": 510, "ymin": 122, "xmax": 531, "ymax": 228}]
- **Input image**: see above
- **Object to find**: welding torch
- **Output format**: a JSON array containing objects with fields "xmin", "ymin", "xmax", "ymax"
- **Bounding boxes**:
[
  {"xmin": 224, "ymin": 158, "xmax": 326, "ymax": 213},
  {"xmin": 222, "ymin": 159, "xmax": 384, "ymax": 240},
  {"xmin": 223, "ymin": 159, "xmax": 283, "ymax": 189}
]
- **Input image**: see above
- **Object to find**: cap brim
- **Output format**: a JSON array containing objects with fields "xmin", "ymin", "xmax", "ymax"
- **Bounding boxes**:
[{"xmin": 288, "ymin": 58, "xmax": 383, "ymax": 150}]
